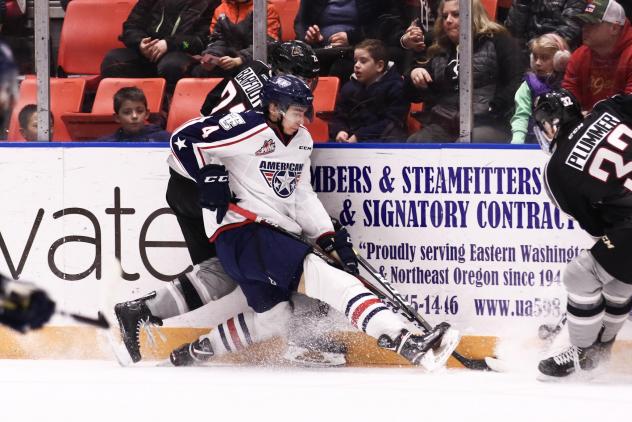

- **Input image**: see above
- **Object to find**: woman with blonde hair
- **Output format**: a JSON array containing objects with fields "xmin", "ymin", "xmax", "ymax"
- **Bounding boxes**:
[
  {"xmin": 510, "ymin": 33, "xmax": 571, "ymax": 144},
  {"xmin": 405, "ymin": 0, "xmax": 524, "ymax": 143}
]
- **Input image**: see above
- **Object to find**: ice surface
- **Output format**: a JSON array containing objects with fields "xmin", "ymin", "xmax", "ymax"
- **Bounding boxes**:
[{"xmin": 1, "ymin": 359, "xmax": 631, "ymax": 422}]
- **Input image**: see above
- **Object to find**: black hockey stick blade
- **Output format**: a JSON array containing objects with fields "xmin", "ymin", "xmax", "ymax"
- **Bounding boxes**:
[
  {"xmin": 58, "ymin": 311, "xmax": 110, "ymax": 329},
  {"xmin": 450, "ymin": 350, "xmax": 493, "ymax": 371}
]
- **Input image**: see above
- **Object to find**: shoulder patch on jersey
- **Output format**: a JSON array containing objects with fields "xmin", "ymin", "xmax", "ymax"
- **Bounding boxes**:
[
  {"xmin": 219, "ymin": 113, "xmax": 246, "ymax": 131},
  {"xmin": 255, "ymin": 138, "xmax": 276, "ymax": 156}
]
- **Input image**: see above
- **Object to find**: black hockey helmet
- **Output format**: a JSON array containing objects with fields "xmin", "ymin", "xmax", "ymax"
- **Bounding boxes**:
[
  {"xmin": 269, "ymin": 40, "xmax": 319, "ymax": 89},
  {"xmin": 533, "ymin": 88, "xmax": 582, "ymax": 153},
  {"xmin": 261, "ymin": 74, "xmax": 314, "ymax": 121}
]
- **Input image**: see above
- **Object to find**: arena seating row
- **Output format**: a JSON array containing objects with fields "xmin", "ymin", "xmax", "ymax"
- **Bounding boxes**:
[
  {"xmin": 18, "ymin": 0, "xmax": 512, "ymax": 142},
  {"xmin": 8, "ymin": 76, "xmax": 339, "ymax": 142},
  {"xmin": 57, "ymin": 0, "xmax": 504, "ymax": 83}
]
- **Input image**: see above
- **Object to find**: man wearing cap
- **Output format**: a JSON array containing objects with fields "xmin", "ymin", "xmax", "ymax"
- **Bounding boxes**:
[{"xmin": 562, "ymin": 0, "xmax": 632, "ymax": 112}]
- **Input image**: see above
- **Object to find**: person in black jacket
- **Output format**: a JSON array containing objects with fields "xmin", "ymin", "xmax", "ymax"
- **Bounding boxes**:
[
  {"xmin": 504, "ymin": 0, "xmax": 587, "ymax": 52},
  {"xmin": 329, "ymin": 39, "xmax": 408, "ymax": 142},
  {"xmin": 100, "ymin": 0, "xmax": 219, "ymax": 89},
  {"xmin": 405, "ymin": 0, "xmax": 524, "ymax": 143},
  {"xmin": 294, "ymin": 0, "xmax": 392, "ymax": 81}
]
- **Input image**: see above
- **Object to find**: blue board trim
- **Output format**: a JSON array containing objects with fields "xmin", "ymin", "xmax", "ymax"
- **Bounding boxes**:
[{"xmin": 0, "ymin": 141, "xmax": 540, "ymax": 150}]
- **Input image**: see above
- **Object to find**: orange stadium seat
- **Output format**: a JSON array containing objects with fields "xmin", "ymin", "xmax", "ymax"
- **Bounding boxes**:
[
  {"xmin": 7, "ymin": 77, "xmax": 86, "ymax": 141},
  {"xmin": 305, "ymin": 76, "xmax": 339, "ymax": 143},
  {"xmin": 407, "ymin": 102, "xmax": 425, "ymax": 135},
  {"xmin": 61, "ymin": 78, "xmax": 166, "ymax": 141},
  {"xmin": 274, "ymin": 0, "xmax": 299, "ymax": 41},
  {"xmin": 167, "ymin": 78, "xmax": 223, "ymax": 132},
  {"xmin": 480, "ymin": 0, "xmax": 498, "ymax": 20},
  {"xmin": 57, "ymin": 0, "xmax": 137, "ymax": 85}
]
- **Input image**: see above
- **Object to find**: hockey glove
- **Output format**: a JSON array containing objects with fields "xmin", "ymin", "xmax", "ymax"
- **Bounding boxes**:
[
  {"xmin": 197, "ymin": 164, "xmax": 233, "ymax": 224},
  {"xmin": 0, "ymin": 275, "xmax": 56, "ymax": 333},
  {"xmin": 317, "ymin": 228, "xmax": 359, "ymax": 275}
]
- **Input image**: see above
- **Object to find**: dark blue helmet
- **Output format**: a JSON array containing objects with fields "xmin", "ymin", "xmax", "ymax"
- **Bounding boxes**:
[{"xmin": 261, "ymin": 75, "xmax": 314, "ymax": 120}]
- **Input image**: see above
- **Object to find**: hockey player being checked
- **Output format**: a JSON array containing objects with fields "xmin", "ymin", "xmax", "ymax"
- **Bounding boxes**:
[
  {"xmin": 114, "ymin": 41, "xmax": 349, "ymax": 367},
  {"xmin": 166, "ymin": 75, "xmax": 458, "ymax": 368},
  {"xmin": 533, "ymin": 89, "xmax": 632, "ymax": 378}
]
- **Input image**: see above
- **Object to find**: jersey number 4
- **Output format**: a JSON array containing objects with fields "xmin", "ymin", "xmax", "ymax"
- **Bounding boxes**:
[{"xmin": 588, "ymin": 124, "xmax": 632, "ymax": 192}]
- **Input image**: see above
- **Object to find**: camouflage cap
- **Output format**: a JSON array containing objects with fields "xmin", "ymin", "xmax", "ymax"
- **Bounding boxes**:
[{"xmin": 575, "ymin": 0, "xmax": 626, "ymax": 25}]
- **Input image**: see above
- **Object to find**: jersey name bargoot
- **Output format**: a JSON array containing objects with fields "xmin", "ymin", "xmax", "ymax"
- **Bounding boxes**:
[{"xmin": 234, "ymin": 66, "xmax": 264, "ymax": 107}]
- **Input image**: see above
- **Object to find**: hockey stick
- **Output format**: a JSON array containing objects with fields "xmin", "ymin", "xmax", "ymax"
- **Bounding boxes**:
[
  {"xmin": 349, "ymin": 251, "xmax": 493, "ymax": 371},
  {"xmin": 58, "ymin": 310, "xmax": 110, "ymax": 329},
  {"xmin": 227, "ymin": 203, "xmax": 492, "ymax": 370},
  {"xmin": 538, "ymin": 312, "xmax": 567, "ymax": 341}
]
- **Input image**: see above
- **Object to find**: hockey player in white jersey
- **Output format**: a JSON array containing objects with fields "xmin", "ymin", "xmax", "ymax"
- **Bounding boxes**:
[
  {"xmin": 165, "ymin": 74, "xmax": 457, "ymax": 367},
  {"xmin": 114, "ymin": 42, "xmax": 346, "ymax": 366}
]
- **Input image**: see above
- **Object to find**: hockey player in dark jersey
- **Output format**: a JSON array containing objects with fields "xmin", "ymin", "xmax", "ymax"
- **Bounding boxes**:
[
  {"xmin": 0, "ymin": 273, "xmax": 55, "ymax": 333},
  {"xmin": 533, "ymin": 89, "xmax": 632, "ymax": 378},
  {"xmin": 165, "ymin": 74, "xmax": 459, "ymax": 368},
  {"xmin": 113, "ymin": 41, "xmax": 349, "ymax": 367},
  {"xmin": 200, "ymin": 40, "xmax": 319, "ymax": 116}
]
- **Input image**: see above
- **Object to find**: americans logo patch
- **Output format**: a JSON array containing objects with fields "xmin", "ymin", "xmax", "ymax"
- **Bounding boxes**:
[{"xmin": 259, "ymin": 161, "xmax": 304, "ymax": 198}]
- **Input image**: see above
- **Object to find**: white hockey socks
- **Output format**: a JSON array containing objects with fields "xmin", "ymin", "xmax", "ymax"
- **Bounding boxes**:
[
  {"xmin": 302, "ymin": 253, "xmax": 405, "ymax": 341},
  {"xmin": 147, "ymin": 258, "xmax": 237, "ymax": 319},
  {"xmin": 197, "ymin": 301, "xmax": 292, "ymax": 357}
]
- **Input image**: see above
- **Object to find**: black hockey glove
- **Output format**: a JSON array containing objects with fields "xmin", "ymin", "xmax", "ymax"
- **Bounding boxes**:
[
  {"xmin": 197, "ymin": 164, "xmax": 233, "ymax": 224},
  {"xmin": 0, "ymin": 274, "xmax": 56, "ymax": 333},
  {"xmin": 317, "ymin": 228, "xmax": 359, "ymax": 275}
]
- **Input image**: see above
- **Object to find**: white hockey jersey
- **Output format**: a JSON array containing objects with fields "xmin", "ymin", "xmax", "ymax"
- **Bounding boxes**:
[{"xmin": 169, "ymin": 109, "xmax": 334, "ymax": 241}]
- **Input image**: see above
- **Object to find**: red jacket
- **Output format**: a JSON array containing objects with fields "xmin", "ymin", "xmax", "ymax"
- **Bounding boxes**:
[
  {"xmin": 211, "ymin": 0, "xmax": 280, "ymax": 40},
  {"xmin": 563, "ymin": 20, "xmax": 632, "ymax": 111}
]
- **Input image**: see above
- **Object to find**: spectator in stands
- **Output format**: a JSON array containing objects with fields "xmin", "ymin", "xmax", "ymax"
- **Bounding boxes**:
[
  {"xmin": 0, "ymin": 0, "xmax": 25, "ymax": 30},
  {"xmin": 294, "ymin": 0, "xmax": 392, "ymax": 81},
  {"xmin": 0, "ymin": 40, "xmax": 17, "ymax": 137},
  {"xmin": 510, "ymin": 33, "xmax": 571, "ymax": 144},
  {"xmin": 210, "ymin": 0, "xmax": 279, "ymax": 40},
  {"xmin": 99, "ymin": 87, "xmax": 170, "ymax": 142},
  {"xmin": 365, "ymin": 0, "xmax": 440, "ymax": 74},
  {"xmin": 100, "ymin": 0, "xmax": 218, "ymax": 89},
  {"xmin": 405, "ymin": 0, "xmax": 523, "ymax": 143},
  {"xmin": 18, "ymin": 105, "xmax": 54, "ymax": 142},
  {"xmin": 328, "ymin": 39, "xmax": 408, "ymax": 142},
  {"xmin": 191, "ymin": 0, "xmax": 281, "ymax": 78},
  {"xmin": 624, "ymin": 2, "xmax": 632, "ymax": 21},
  {"xmin": 562, "ymin": 0, "xmax": 632, "ymax": 112},
  {"xmin": 390, "ymin": 1, "xmax": 440, "ymax": 54},
  {"xmin": 505, "ymin": 0, "xmax": 587, "ymax": 52}
]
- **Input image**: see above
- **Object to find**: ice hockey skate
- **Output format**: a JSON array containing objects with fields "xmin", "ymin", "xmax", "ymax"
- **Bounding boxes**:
[
  {"xmin": 537, "ymin": 343, "xmax": 603, "ymax": 379},
  {"xmin": 113, "ymin": 293, "xmax": 164, "ymax": 364},
  {"xmin": 282, "ymin": 335, "xmax": 348, "ymax": 368},
  {"xmin": 378, "ymin": 322, "xmax": 459, "ymax": 371},
  {"xmin": 169, "ymin": 338, "xmax": 215, "ymax": 366}
]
